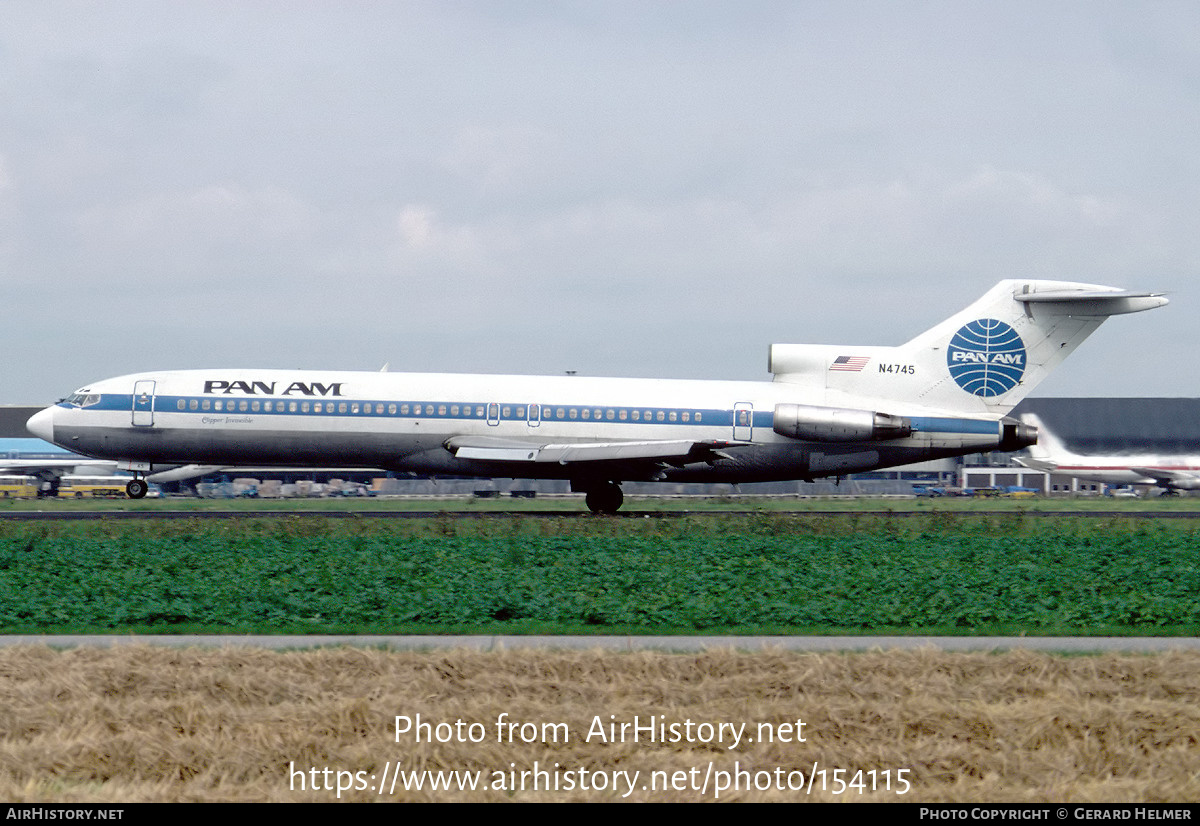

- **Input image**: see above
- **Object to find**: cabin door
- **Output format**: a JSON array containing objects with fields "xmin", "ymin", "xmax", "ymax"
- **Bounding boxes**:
[
  {"xmin": 132, "ymin": 380, "xmax": 156, "ymax": 427},
  {"xmin": 733, "ymin": 402, "xmax": 753, "ymax": 441}
]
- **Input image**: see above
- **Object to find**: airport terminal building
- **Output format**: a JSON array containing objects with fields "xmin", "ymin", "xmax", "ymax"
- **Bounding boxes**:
[{"xmin": 4, "ymin": 399, "xmax": 1198, "ymax": 497}]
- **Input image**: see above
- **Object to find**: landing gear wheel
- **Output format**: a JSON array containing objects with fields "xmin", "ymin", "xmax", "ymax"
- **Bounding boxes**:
[
  {"xmin": 126, "ymin": 479, "xmax": 148, "ymax": 499},
  {"xmin": 585, "ymin": 482, "xmax": 623, "ymax": 514}
]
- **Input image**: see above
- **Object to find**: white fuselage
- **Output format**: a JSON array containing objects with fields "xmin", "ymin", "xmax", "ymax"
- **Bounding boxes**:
[
  {"xmin": 1016, "ymin": 455, "xmax": 1200, "ymax": 491},
  {"xmin": 28, "ymin": 368, "xmax": 1014, "ymax": 484}
]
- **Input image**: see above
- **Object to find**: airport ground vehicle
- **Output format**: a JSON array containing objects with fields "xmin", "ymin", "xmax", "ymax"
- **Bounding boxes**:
[
  {"xmin": 0, "ymin": 475, "xmax": 38, "ymax": 498},
  {"xmin": 56, "ymin": 475, "xmax": 132, "ymax": 498}
]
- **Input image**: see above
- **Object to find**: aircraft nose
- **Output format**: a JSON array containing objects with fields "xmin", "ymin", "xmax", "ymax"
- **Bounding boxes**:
[{"xmin": 26, "ymin": 407, "xmax": 56, "ymax": 443}]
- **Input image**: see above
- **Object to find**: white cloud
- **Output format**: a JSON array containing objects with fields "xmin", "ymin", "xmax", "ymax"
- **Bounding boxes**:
[{"xmin": 396, "ymin": 205, "xmax": 436, "ymax": 249}]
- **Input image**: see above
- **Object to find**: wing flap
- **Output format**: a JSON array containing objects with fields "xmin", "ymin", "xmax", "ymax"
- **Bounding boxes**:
[{"xmin": 446, "ymin": 436, "xmax": 736, "ymax": 465}]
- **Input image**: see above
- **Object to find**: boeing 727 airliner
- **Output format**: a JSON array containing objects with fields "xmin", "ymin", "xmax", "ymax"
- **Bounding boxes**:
[{"xmin": 27, "ymin": 280, "xmax": 1166, "ymax": 512}]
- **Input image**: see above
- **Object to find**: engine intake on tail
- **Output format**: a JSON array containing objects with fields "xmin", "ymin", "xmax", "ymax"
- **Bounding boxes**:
[
  {"xmin": 773, "ymin": 403, "xmax": 913, "ymax": 442},
  {"xmin": 998, "ymin": 417, "xmax": 1038, "ymax": 451}
]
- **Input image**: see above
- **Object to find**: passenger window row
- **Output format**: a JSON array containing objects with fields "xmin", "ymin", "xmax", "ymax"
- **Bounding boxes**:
[{"xmin": 171, "ymin": 397, "xmax": 706, "ymax": 423}]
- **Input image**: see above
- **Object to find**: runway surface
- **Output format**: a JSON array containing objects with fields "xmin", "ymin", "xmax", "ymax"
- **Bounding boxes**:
[
  {"xmin": 3, "ymin": 635, "xmax": 1199, "ymax": 652},
  {"xmin": 3, "ymin": 508, "xmax": 1200, "ymax": 520}
]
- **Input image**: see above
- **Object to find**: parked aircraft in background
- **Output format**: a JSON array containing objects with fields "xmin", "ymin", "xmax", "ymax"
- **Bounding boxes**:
[
  {"xmin": 27, "ymin": 280, "xmax": 1166, "ymax": 512},
  {"xmin": 0, "ymin": 438, "xmax": 115, "ymax": 477},
  {"xmin": 0, "ymin": 437, "xmax": 229, "ymax": 485},
  {"xmin": 1015, "ymin": 413, "xmax": 1200, "ymax": 494},
  {"xmin": 1, "ymin": 436, "xmax": 370, "ymax": 491}
]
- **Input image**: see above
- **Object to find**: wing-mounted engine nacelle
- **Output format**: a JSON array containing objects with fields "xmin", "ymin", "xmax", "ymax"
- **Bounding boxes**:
[{"xmin": 772, "ymin": 403, "xmax": 913, "ymax": 442}]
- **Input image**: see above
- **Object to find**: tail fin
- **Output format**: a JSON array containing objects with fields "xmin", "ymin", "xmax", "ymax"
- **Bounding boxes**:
[{"xmin": 770, "ymin": 280, "xmax": 1166, "ymax": 416}]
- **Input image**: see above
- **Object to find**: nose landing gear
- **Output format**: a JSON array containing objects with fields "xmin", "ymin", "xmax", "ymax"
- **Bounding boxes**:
[{"xmin": 125, "ymin": 478, "xmax": 148, "ymax": 499}]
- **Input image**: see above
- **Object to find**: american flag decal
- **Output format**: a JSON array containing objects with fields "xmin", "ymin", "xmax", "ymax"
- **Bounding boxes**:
[{"xmin": 829, "ymin": 355, "xmax": 869, "ymax": 372}]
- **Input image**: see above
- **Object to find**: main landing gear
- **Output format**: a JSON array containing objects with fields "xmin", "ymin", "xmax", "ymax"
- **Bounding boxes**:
[
  {"xmin": 582, "ymin": 481, "xmax": 624, "ymax": 515},
  {"xmin": 125, "ymin": 478, "xmax": 148, "ymax": 499}
]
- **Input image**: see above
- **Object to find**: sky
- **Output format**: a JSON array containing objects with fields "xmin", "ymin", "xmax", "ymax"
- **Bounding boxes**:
[{"xmin": 3, "ymin": 1, "xmax": 1198, "ymax": 404}]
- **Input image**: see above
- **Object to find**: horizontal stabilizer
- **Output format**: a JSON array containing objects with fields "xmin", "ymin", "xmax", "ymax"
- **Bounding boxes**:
[{"xmin": 1013, "ymin": 287, "xmax": 1168, "ymax": 316}]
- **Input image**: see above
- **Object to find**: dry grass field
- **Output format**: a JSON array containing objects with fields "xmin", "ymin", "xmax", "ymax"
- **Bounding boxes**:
[{"xmin": 1, "ymin": 645, "xmax": 1198, "ymax": 803}]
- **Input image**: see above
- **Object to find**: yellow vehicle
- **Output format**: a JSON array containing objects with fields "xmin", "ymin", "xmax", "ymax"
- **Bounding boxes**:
[
  {"xmin": 0, "ymin": 475, "xmax": 38, "ymax": 498},
  {"xmin": 57, "ymin": 476, "xmax": 129, "ymax": 498}
]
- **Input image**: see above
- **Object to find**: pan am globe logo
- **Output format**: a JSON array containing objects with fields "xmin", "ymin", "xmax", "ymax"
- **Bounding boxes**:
[{"xmin": 946, "ymin": 318, "xmax": 1027, "ymax": 397}]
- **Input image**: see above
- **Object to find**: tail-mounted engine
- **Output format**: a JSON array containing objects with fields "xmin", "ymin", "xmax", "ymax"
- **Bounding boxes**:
[
  {"xmin": 773, "ymin": 403, "xmax": 913, "ymax": 442},
  {"xmin": 998, "ymin": 417, "xmax": 1038, "ymax": 451}
]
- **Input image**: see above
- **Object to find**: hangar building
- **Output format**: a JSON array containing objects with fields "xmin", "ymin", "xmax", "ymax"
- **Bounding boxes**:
[{"xmin": 949, "ymin": 398, "xmax": 1200, "ymax": 495}]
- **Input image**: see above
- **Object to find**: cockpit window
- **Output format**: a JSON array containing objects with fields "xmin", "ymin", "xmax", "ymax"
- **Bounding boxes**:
[{"xmin": 67, "ymin": 393, "xmax": 101, "ymax": 407}]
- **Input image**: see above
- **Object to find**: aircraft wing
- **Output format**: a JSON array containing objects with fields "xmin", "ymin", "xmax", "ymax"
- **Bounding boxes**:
[
  {"xmin": 0, "ymin": 459, "xmax": 116, "ymax": 475},
  {"xmin": 444, "ymin": 436, "xmax": 742, "ymax": 466}
]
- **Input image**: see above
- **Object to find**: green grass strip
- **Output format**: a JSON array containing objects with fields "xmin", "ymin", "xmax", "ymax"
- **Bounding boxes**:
[{"xmin": 1, "ymin": 514, "xmax": 1197, "ymax": 635}]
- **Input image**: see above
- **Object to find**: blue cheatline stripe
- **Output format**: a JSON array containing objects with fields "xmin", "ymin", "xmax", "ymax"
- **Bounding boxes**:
[
  {"xmin": 63, "ymin": 396, "xmax": 1001, "ymax": 436},
  {"xmin": 72, "ymin": 395, "xmax": 734, "ymax": 427},
  {"xmin": 910, "ymin": 417, "xmax": 998, "ymax": 434}
]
